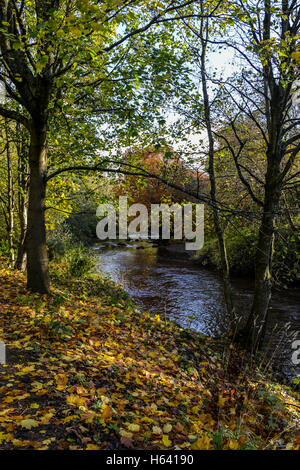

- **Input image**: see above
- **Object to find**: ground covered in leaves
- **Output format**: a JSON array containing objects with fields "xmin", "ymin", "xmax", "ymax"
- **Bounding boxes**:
[{"xmin": 0, "ymin": 264, "xmax": 299, "ymax": 450}]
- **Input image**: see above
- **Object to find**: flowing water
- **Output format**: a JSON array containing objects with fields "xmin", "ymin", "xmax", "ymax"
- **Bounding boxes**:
[{"xmin": 95, "ymin": 241, "xmax": 300, "ymax": 382}]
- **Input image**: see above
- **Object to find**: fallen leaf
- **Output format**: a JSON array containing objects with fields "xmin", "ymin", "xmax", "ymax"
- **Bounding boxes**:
[
  {"xmin": 162, "ymin": 435, "xmax": 172, "ymax": 447},
  {"xmin": 127, "ymin": 423, "xmax": 140, "ymax": 432},
  {"xmin": 120, "ymin": 436, "xmax": 134, "ymax": 448},
  {"xmin": 163, "ymin": 423, "xmax": 172, "ymax": 433},
  {"xmin": 19, "ymin": 419, "xmax": 39, "ymax": 430}
]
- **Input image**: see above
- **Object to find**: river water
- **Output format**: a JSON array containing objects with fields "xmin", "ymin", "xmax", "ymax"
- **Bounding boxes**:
[{"xmin": 95, "ymin": 241, "xmax": 300, "ymax": 382}]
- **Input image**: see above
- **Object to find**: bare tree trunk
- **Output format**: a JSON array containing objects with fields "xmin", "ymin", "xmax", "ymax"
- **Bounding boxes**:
[
  {"xmin": 199, "ymin": 15, "xmax": 234, "ymax": 323},
  {"xmin": 15, "ymin": 131, "xmax": 28, "ymax": 272},
  {"xmin": 15, "ymin": 234, "xmax": 27, "ymax": 272},
  {"xmin": 4, "ymin": 119, "xmax": 15, "ymax": 266},
  {"xmin": 26, "ymin": 123, "xmax": 50, "ymax": 293}
]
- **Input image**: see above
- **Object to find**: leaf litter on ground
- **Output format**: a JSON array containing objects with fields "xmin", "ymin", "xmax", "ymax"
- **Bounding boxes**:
[{"xmin": 0, "ymin": 265, "xmax": 299, "ymax": 450}]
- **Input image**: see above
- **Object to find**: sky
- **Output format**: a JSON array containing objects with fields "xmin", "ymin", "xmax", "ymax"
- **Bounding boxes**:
[{"xmin": 169, "ymin": 45, "xmax": 238, "ymax": 164}]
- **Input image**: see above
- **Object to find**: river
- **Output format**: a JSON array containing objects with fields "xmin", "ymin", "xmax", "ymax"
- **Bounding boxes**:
[{"xmin": 95, "ymin": 241, "xmax": 300, "ymax": 382}]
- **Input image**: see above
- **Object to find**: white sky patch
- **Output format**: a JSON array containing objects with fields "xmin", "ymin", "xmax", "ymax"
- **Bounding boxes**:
[
  {"xmin": 0, "ymin": 82, "xmax": 6, "ymax": 104},
  {"xmin": 167, "ymin": 46, "xmax": 239, "ymax": 167}
]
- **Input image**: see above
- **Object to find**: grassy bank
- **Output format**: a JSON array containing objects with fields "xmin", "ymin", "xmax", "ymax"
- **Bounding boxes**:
[{"xmin": 0, "ymin": 262, "xmax": 299, "ymax": 450}]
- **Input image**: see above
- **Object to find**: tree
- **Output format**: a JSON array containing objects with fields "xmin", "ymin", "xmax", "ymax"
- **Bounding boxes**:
[
  {"xmin": 153, "ymin": 0, "xmax": 299, "ymax": 350},
  {"xmin": 14, "ymin": 123, "xmax": 29, "ymax": 272},
  {"xmin": 198, "ymin": 3, "xmax": 235, "ymax": 324},
  {"xmin": 217, "ymin": 0, "xmax": 300, "ymax": 350},
  {"xmin": 0, "ymin": 0, "xmax": 209, "ymax": 292},
  {"xmin": 115, "ymin": 146, "xmax": 208, "ymax": 207}
]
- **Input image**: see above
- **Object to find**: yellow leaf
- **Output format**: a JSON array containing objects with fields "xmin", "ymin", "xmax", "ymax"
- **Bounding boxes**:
[
  {"xmin": 152, "ymin": 425, "xmax": 162, "ymax": 434},
  {"xmin": 55, "ymin": 374, "xmax": 68, "ymax": 391},
  {"xmin": 30, "ymin": 403, "xmax": 39, "ymax": 409},
  {"xmin": 19, "ymin": 419, "xmax": 39, "ymax": 430},
  {"xmin": 12, "ymin": 439, "xmax": 30, "ymax": 447},
  {"xmin": 66, "ymin": 394, "xmax": 86, "ymax": 407},
  {"xmin": 0, "ymin": 432, "xmax": 12, "ymax": 444},
  {"xmin": 31, "ymin": 381, "xmax": 43, "ymax": 391},
  {"xmin": 127, "ymin": 423, "xmax": 140, "ymax": 432},
  {"xmin": 62, "ymin": 415, "xmax": 78, "ymax": 424},
  {"xmin": 40, "ymin": 412, "xmax": 55, "ymax": 425},
  {"xmin": 291, "ymin": 51, "xmax": 300, "ymax": 61},
  {"xmin": 163, "ymin": 424, "xmax": 172, "ymax": 433},
  {"xmin": 119, "ymin": 429, "xmax": 133, "ymax": 438},
  {"xmin": 20, "ymin": 365, "xmax": 35, "ymax": 373},
  {"xmin": 191, "ymin": 434, "xmax": 212, "ymax": 450},
  {"xmin": 15, "ymin": 393, "xmax": 30, "ymax": 401},
  {"xmin": 286, "ymin": 443, "xmax": 294, "ymax": 450},
  {"xmin": 228, "ymin": 439, "xmax": 239, "ymax": 450},
  {"xmin": 99, "ymin": 395, "xmax": 110, "ymax": 403},
  {"xmin": 217, "ymin": 395, "xmax": 227, "ymax": 407},
  {"xmin": 162, "ymin": 435, "xmax": 172, "ymax": 447},
  {"xmin": 42, "ymin": 438, "xmax": 56, "ymax": 445},
  {"xmin": 86, "ymin": 444, "xmax": 101, "ymax": 450}
]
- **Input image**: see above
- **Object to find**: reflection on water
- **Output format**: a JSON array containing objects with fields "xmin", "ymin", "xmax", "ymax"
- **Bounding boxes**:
[{"xmin": 96, "ymin": 242, "xmax": 300, "ymax": 381}]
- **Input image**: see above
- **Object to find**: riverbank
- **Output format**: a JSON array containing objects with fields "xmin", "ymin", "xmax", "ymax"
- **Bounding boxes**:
[
  {"xmin": 96, "ymin": 242, "xmax": 300, "ymax": 381},
  {"xmin": 0, "ymin": 263, "xmax": 300, "ymax": 450}
]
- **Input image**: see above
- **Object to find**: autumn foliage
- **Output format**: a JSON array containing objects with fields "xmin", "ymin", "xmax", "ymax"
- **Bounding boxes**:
[
  {"xmin": 115, "ymin": 148, "xmax": 209, "ymax": 207},
  {"xmin": 0, "ymin": 264, "xmax": 299, "ymax": 450}
]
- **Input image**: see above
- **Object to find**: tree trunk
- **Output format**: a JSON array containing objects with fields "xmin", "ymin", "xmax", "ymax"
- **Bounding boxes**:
[
  {"xmin": 15, "ymin": 237, "xmax": 27, "ymax": 272},
  {"xmin": 240, "ymin": 71, "xmax": 284, "ymax": 351},
  {"xmin": 5, "ymin": 119, "xmax": 15, "ymax": 266},
  {"xmin": 242, "ymin": 166, "xmax": 281, "ymax": 351},
  {"xmin": 26, "ymin": 124, "xmax": 50, "ymax": 293},
  {"xmin": 199, "ymin": 16, "xmax": 234, "ymax": 324},
  {"xmin": 15, "ymin": 131, "xmax": 28, "ymax": 272}
]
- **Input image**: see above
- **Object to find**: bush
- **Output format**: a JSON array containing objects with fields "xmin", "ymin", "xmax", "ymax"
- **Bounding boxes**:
[
  {"xmin": 0, "ymin": 239, "xmax": 10, "ymax": 258},
  {"xmin": 272, "ymin": 230, "xmax": 300, "ymax": 287},
  {"xmin": 195, "ymin": 231, "xmax": 256, "ymax": 276},
  {"xmin": 65, "ymin": 245, "xmax": 95, "ymax": 278},
  {"xmin": 47, "ymin": 221, "xmax": 74, "ymax": 260},
  {"xmin": 196, "ymin": 226, "xmax": 300, "ymax": 286},
  {"xmin": 48, "ymin": 222, "xmax": 95, "ymax": 280},
  {"xmin": 50, "ymin": 244, "xmax": 95, "ymax": 280},
  {"xmin": 65, "ymin": 209, "xmax": 98, "ymax": 245}
]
